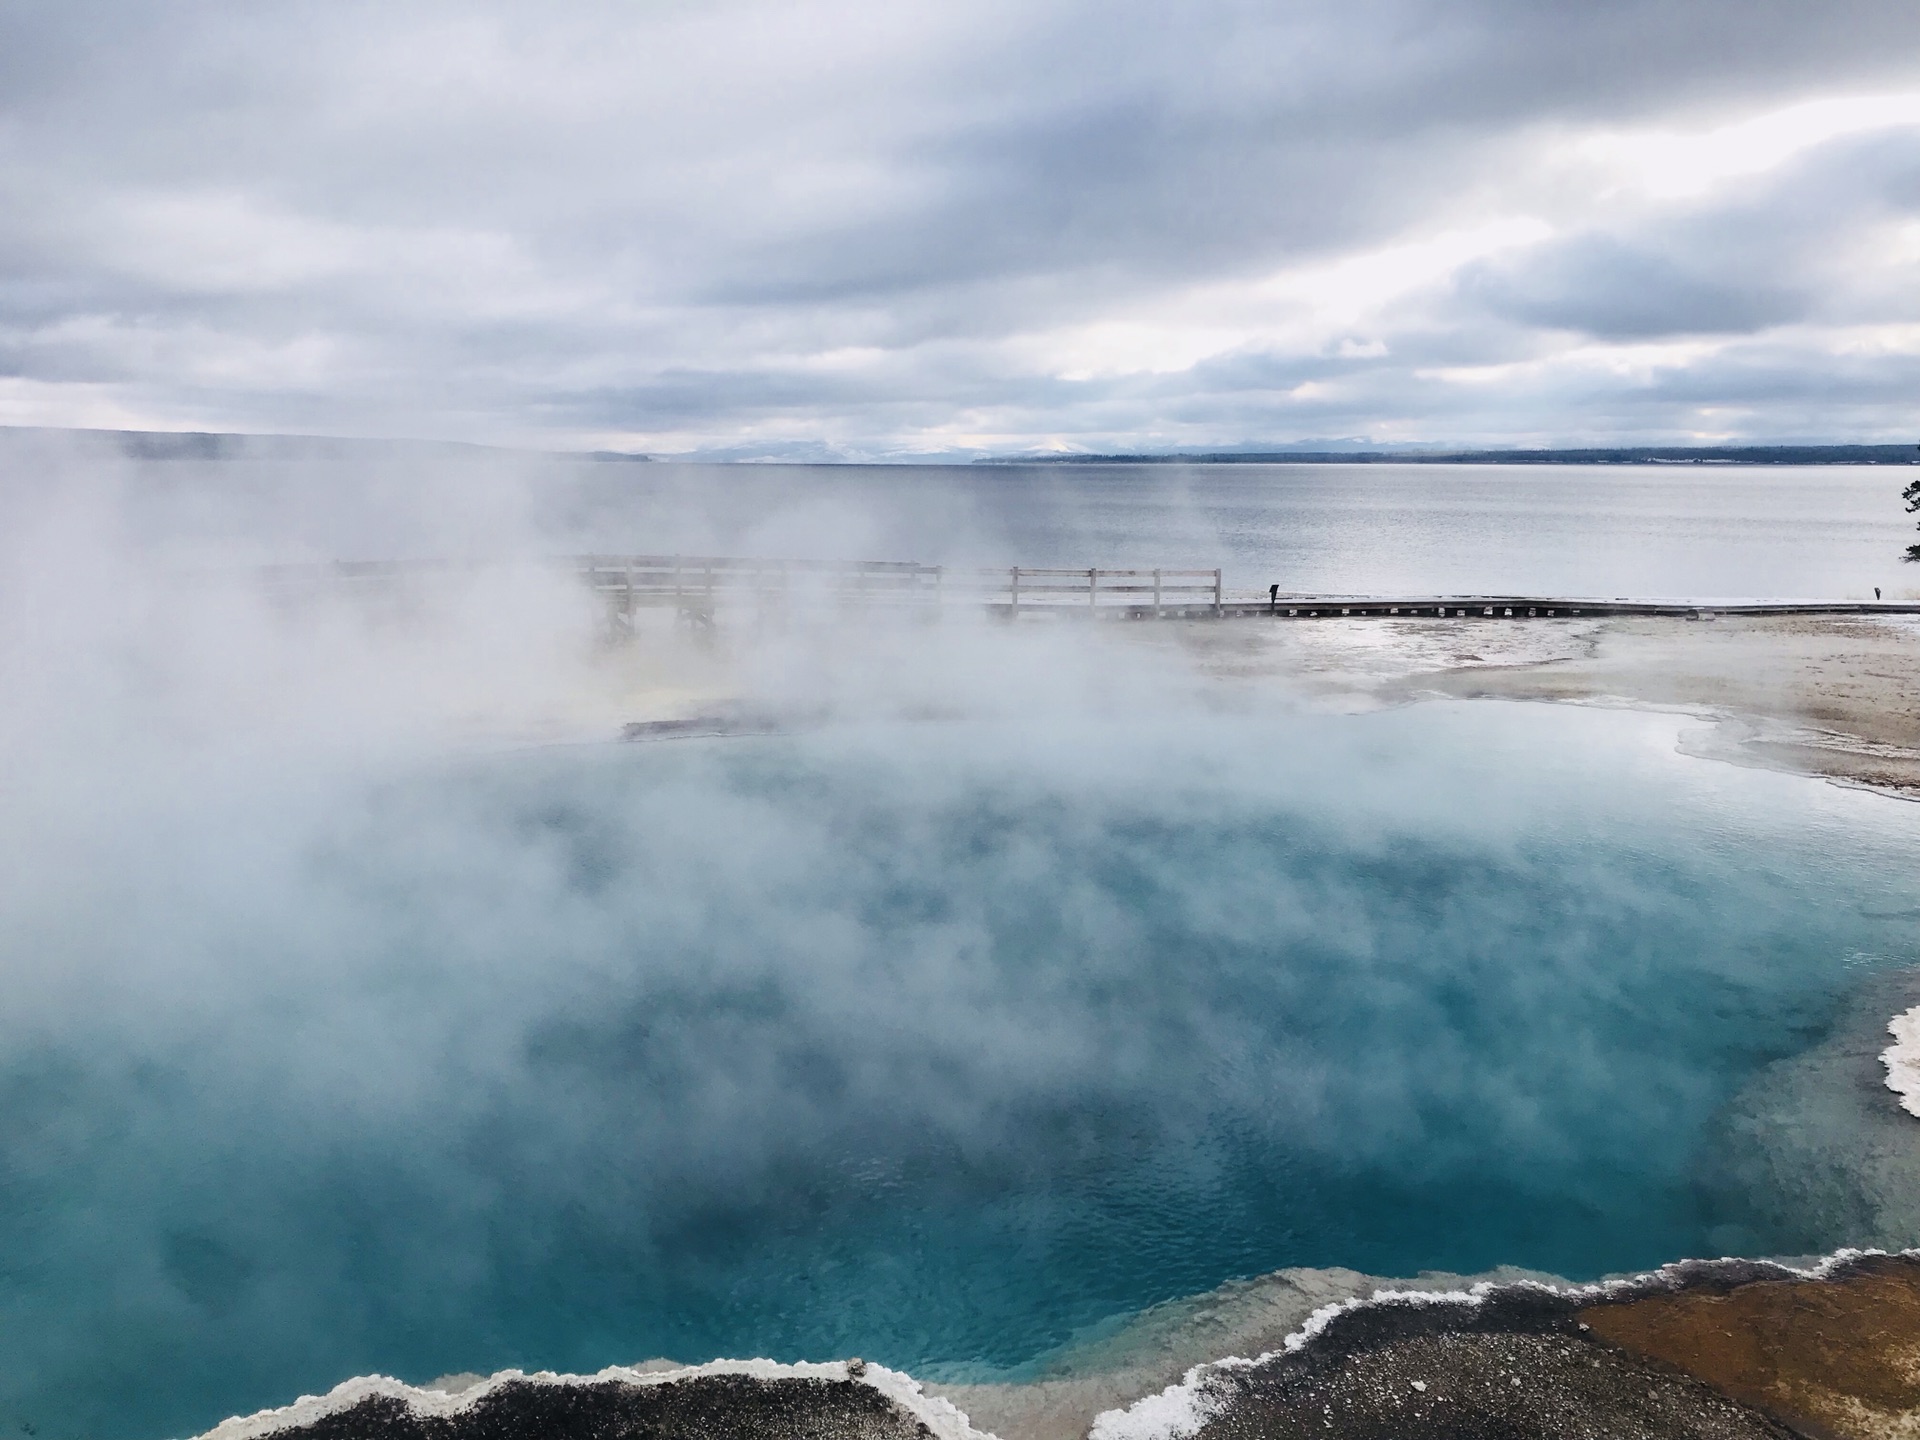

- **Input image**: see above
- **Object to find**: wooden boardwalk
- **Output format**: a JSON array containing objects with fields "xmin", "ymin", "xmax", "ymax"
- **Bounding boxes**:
[
  {"xmin": 577, "ymin": 555, "xmax": 1920, "ymax": 625},
  {"xmin": 1235, "ymin": 595, "xmax": 1920, "ymax": 620},
  {"xmin": 579, "ymin": 556, "xmax": 1227, "ymax": 627},
  {"xmin": 264, "ymin": 554, "xmax": 1920, "ymax": 624}
]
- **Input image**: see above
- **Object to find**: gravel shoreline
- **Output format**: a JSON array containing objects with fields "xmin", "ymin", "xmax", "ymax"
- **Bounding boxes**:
[
  {"xmin": 1100, "ymin": 1253, "xmax": 1920, "ymax": 1440},
  {"xmin": 196, "ymin": 1256, "xmax": 1920, "ymax": 1440}
]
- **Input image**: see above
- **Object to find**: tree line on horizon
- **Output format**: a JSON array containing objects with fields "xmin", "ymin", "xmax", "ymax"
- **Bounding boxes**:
[{"xmin": 989, "ymin": 443, "xmax": 1920, "ymax": 466}]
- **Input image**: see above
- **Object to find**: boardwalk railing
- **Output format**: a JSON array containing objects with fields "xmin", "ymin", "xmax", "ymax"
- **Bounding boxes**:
[
  {"xmin": 577, "ymin": 555, "xmax": 1225, "ymax": 626},
  {"xmin": 1001, "ymin": 567, "xmax": 1222, "ymax": 614},
  {"xmin": 256, "ymin": 556, "xmax": 1920, "ymax": 627},
  {"xmin": 580, "ymin": 555, "xmax": 941, "ymax": 619}
]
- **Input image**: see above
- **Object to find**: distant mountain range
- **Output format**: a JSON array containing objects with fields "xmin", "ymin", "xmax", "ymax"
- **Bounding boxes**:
[
  {"xmin": 5, "ymin": 426, "xmax": 1916, "ymax": 467},
  {"xmin": 977, "ymin": 444, "xmax": 1920, "ymax": 465},
  {"xmin": 0, "ymin": 426, "xmax": 651, "ymax": 463}
]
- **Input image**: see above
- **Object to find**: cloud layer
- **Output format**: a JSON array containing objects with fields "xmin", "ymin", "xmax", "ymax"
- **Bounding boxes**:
[{"xmin": 3, "ymin": 0, "xmax": 1920, "ymax": 451}]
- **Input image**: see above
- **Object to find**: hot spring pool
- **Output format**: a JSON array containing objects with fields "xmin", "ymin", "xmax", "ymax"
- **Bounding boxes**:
[{"xmin": 3, "ymin": 700, "xmax": 1918, "ymax": 1438}]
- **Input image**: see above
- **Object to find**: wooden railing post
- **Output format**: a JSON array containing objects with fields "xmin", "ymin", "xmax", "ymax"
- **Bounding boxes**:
[{"xmin": 563, "ymin": 554, "xmax": 1228, "ymax": 622}]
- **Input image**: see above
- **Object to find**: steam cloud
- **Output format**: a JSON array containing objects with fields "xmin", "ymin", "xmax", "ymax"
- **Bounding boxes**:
[{"xmin": 1, "ymin": 439, "xmax": 1916, "ymax": 1440}]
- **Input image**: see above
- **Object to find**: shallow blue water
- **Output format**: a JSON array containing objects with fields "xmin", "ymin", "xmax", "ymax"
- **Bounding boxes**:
[{"xmin": 2, "ymin": 703, "xmax": 1918, "ymax": 1438}]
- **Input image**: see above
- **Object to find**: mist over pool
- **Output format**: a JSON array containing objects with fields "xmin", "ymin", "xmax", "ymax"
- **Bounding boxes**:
[
  {"xmin": 3, "ymin": 694, "xmax": 1918, "ymax": 1439},
  {"xmin": 3, "ymin": 444, "xmax": 1919, "ymax": 1439}
]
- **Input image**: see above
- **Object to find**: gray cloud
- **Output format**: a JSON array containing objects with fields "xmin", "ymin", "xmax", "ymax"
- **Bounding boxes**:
[
  {"xmin": 1458, "ymin": 237, "xmax": 1814, "ymax": 338},
  {"xmin": 1452, "ymin": 126, "xmax": 1920, "ymax": 340},
  {"xmin": 3, "ymin": 0, "xmax": 1920, "ymax": 447}
]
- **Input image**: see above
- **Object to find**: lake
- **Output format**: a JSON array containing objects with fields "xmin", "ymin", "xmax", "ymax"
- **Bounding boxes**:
[{"xmin": 94, "ymin": 456, "xmax": 1920, "ymax": 601}]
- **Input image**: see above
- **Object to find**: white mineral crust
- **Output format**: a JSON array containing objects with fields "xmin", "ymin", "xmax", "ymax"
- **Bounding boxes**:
[{"xmin": 1884, "ymin": 1005, "xmax": 1920, "ymax": 1119}]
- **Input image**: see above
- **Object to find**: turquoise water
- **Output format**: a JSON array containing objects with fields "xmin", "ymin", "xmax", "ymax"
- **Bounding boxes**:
[{"xmin": 2, "ymin": 702, "xmax": 1918, "ymax": 1438}]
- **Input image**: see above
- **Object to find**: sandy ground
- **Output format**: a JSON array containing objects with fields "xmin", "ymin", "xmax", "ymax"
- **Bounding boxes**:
[
  {"xmin": 599, "ymin": 609, "xmax": 1920, "ymax": 798},
  {"xmin": 1165, "ymin": 611, "xmax": 1920, "ymax": 796},
  {"xmin": 1584, "ymin": 1256, "xmax": 1920, "ymax": 1440}
]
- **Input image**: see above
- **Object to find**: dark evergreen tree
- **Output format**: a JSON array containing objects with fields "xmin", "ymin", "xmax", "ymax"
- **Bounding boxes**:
[{"xmin": 1907, "ymin": 459, "xmax": 1920, "ymax": 561}]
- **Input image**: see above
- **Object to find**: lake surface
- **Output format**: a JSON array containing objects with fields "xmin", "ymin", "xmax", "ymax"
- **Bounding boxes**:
[
  {"xmin": 552, "ymin": 462, "xmax": 1918, "ymax": 601},
  {"xmin": 100, "ymin": 457, "xmax": 1920, "ymax": 601},
  {"xmin": 4, "ymin": 701, "xmax": 1918, "ymax": 1439}
]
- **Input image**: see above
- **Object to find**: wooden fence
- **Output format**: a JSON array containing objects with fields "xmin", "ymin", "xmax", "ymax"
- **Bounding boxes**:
[{"xmin": 577, "ymin": 555, "xmax": 1224, "ymax": 627}]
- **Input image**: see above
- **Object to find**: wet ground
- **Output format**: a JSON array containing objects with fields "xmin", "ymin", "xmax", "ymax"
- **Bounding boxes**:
[
  {"xmin": 251, "ymin": 1374, "xmax": 933, "ymax": 1440},
  {"xmin": 206, "ymin": 1256, "xmax": 1920, "ymax": 1440},
  {"xmin": 1167, "ymin": 1256, "xmax": 1920, "ymax": 1440}
]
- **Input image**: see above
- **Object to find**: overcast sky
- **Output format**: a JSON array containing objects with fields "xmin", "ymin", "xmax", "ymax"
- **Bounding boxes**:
[{"xmin": 3, "ymin": 0, "xmax": 1920, "ymax": 455}]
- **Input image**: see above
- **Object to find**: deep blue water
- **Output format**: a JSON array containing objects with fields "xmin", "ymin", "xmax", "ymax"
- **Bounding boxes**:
[{"xmin": 2, "ymin": 702, "xmax": 1917, "ymax": 1438}]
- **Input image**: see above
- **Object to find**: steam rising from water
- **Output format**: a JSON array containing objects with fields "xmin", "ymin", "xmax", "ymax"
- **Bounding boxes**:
[{"xmin": 2, "ymin": 442, "xmax": 1918, "ymax": 1440}]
